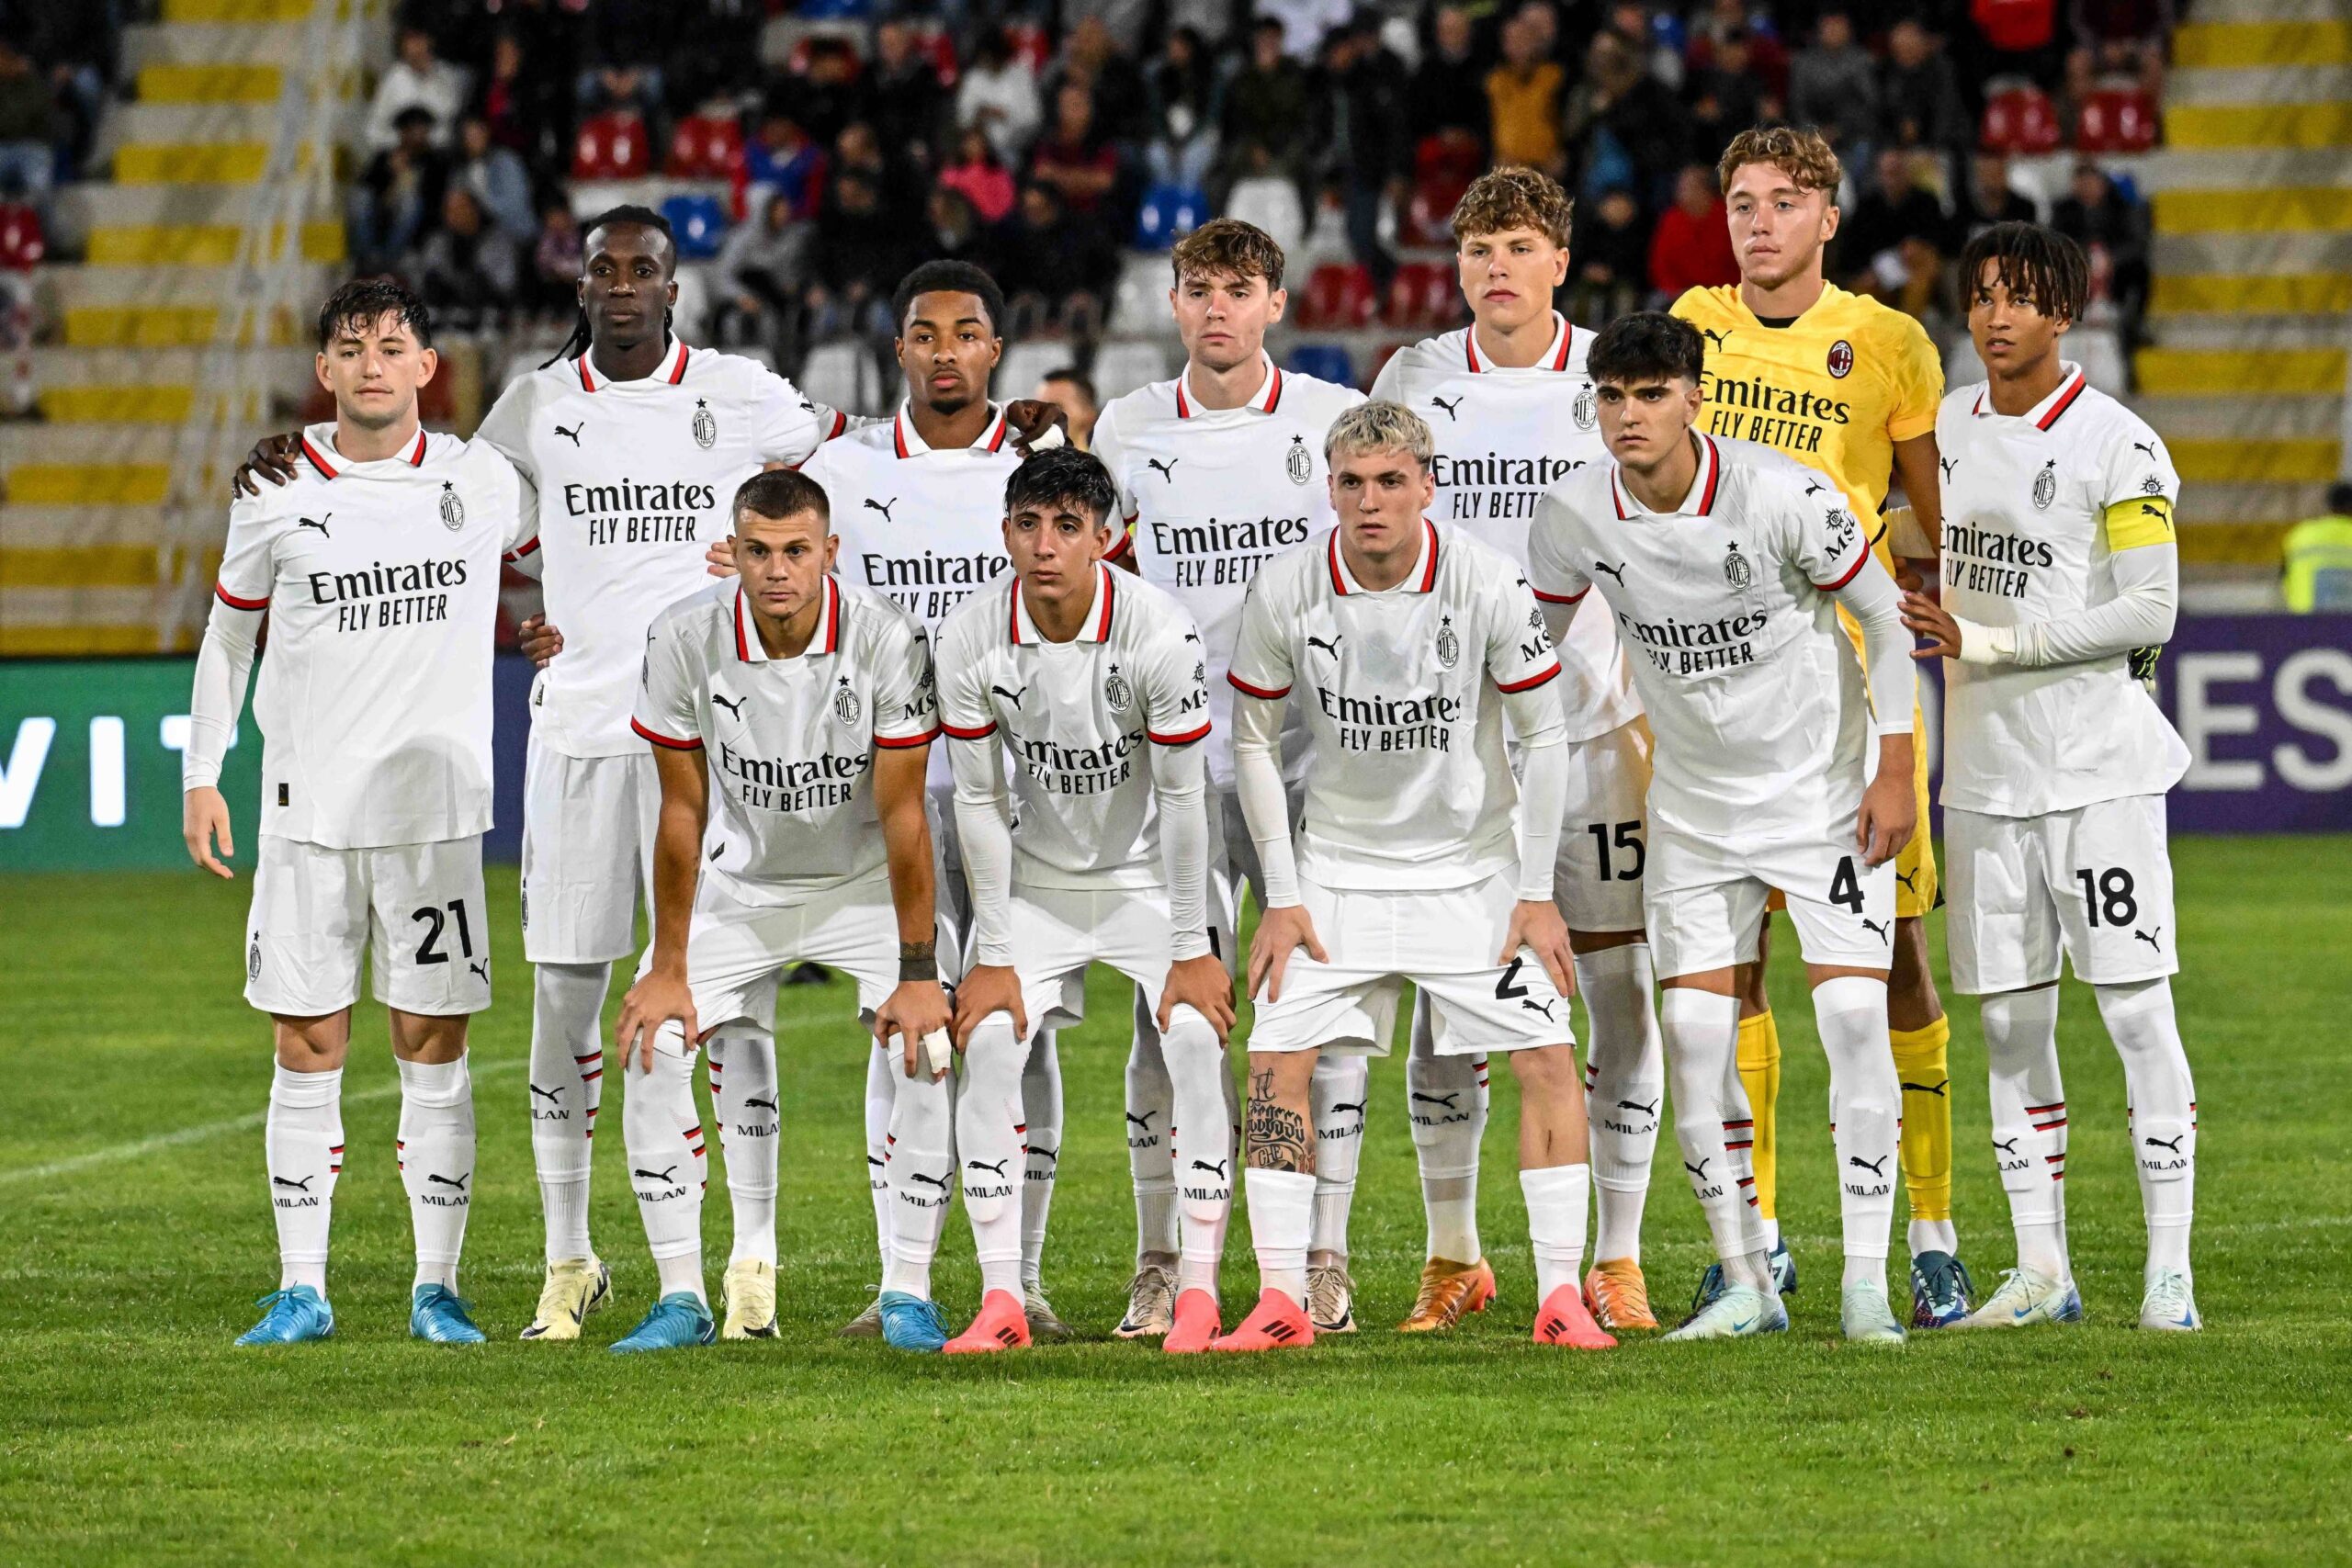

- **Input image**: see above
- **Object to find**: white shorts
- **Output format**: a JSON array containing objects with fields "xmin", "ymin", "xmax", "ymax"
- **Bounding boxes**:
[
  {"xmin": 1249, "ymin": 871, "xmax": 1574, "ymax": 1057},
  {"xmin": 245, "ymin": 834, "xmax": 490, "ymax": 1017},
  {"xmin": 521, "ymin": 732, "xmax": 660, "ymax": 964},
  {"xmin": 1645, "ymin": 824, "xmax": 1896, "ymax": 977},
  {"xmin": 1001, "ymin": 883, "xmax": 1230, "ymax": 1042},
  {"xmin": 1552, "ymin": 718, "xmax": 1652, "ymax": 934},
  {"xmin": 1945, "ymin": 795, "xmax": 2178, "ymax": 995}
]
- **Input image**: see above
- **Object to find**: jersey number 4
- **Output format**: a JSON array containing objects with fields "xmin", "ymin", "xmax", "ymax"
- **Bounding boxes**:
[
  {"xmin": 1827, "ymin": 856, "xmax": 1863, "ymax": 913},
  {"xmin": 413, "ymin": 899, "xmax": 476, "ymax": 964}
]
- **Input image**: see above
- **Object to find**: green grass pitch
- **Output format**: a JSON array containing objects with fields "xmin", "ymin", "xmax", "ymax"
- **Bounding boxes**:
[{"xmin": 3, "ymin": 837, "xmax": 2347, "ymax": 1565}]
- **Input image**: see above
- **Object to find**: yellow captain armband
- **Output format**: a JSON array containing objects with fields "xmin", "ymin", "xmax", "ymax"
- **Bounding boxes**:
[{"xmin": 2106, "ymin": 494, "xmax": 2176, "ymax": 550}]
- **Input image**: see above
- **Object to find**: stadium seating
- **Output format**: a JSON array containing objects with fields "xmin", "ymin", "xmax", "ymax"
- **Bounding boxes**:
[
  {"xmin": 572, "ymin": 111, "xmax": 652, "ymax": 181},
  {"xmin": 1295, "ymin": 263, "xmax": 1376, "ymax": 331},
  {"xmin": 1383, "ymin": 260, "xmax": 1455, "ymax": 331},
  {"xmin": 2074, "ymin": 87, "xmax": 2160, "ymax": 154},
  {"xmin": 1283, "ymin": 343, "xmax": 1353, "ymax": 387},
  {"xmin": 661, "ymin": 193, "xmax": 728, "ymax": 260},
  {"xmin": 797, "ymin": 336, "xmax": 886, "ymax": 414},
  {"xmin": 1225, "ymin": 175, "xmax": 1306, "ymax": 264},
  {"xmin": 1089, "ymin": 338, "xmax": 1170, "ymax": 401},
  {"xmin": 1133, "ymin": 183, "xmax": 1206, "ymax": 251},
  {"xmin": 0, "ymin": 202, "xmax": 43, "ymax": 271},
  {"xmin": 665, "ymin": 114, "xmax": 747, "ymax": 180},
  {"xmin": 1980, "ymin": 85, "xmax": 2063, "ymax": 154}
]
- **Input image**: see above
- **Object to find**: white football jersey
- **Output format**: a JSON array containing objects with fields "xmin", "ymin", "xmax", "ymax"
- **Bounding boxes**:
[
  {"xmin": 809, "ymin": 402, "xmax": 1020, "ymax": 630},
  {"xmin": 1091, "ymin": 355, "xmax": 1364, "ymax": 785},
  {"xmin": 474, "ymin": 337, "xmax": 847, "ymax": 759},
  {"xmin": 934, "ymin": 563, "xmax": 1212, "ymax": 892},
  {"xmin": 1371, "ymin": 314, "xmax": 1639, "ymax": 742},
  {"xmin": 1227, "ymin": 519, "xmax": 1566, "ymax": 891},
  {"xmin": 1528, "ymin": 433, "xmax": 1883, "ymax": 843},
  {"xmin": 212, "ymin": 424, "xmax": 531, "ymax": 849},
  {"xmin": 632, "ymin": 576, "xmax": 939, "ymax": 907},
  {"xmin": 1935, "ymin": 365, "xmax": 2190, "ymax": 817}
]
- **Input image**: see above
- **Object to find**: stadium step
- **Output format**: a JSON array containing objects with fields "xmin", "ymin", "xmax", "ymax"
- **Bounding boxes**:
[
  {"xmin": 2136, "ymin": 391, "xmax": 2345, "ymax": 442},
  {"xmin": 2171, "ymin": 19, "xmax": 2352, "ymax": 67},
  {"xmin": 2154, "ymin": 186, "xmax": 2352, "ymax": 233},
  {"xmin": 134, "ymin": 62, "xmax": 285, "ymax": 102},
  {"xmin": 120, "ymin": 22, "xmax": 295, "ymax": 70},
  {"xmin": 163, "ymin": 0, "xmax": 318, "ymax": 21},
  {"xmin": 83, "ymin": 220, "xmax": 345, "ymax": 265},
  {"xmin": 2151, "ymin": 272, "xmax": 2352, "ymax": 314},
  {"xmin": 2165, "ymin": 100, "xmax": 2352, "ymax": 148}
]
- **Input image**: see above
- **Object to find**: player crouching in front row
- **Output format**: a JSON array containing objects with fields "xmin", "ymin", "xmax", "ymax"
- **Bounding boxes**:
[
  {"xmin": 935, "ymin": 447, "xmax": 1238, "ymax": 1353},
  {"xmin": 1219, "ymin": 400, "xmax": 1615, "ymax": 1352},
  {"xmin": 612, "ymin": 469, "xmax": 958, "ymax": 1352}
]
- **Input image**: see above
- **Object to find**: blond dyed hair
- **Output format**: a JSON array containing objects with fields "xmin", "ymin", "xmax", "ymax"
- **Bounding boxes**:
[
  {"xmin": 1170, "ymin": 218, "xmax": 1287, "ymax": 291},
  {"xmin": 1324, "ymin": 400, "xmax": 1435, "ymax": 470},
  {"xmin": 1451, "ymin": 165, "xmax": 1576, "ymax": 247},
  {"xmin": 1717, "ymin": 126, "xmax": 1843, "ymax": 201}
]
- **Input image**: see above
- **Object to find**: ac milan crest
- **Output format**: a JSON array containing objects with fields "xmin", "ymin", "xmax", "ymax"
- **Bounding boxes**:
[
  {"xmin": 693, "ymin": 399, "xmax": 718, "ymax": 449},
  {"xmin": 439, "ymin": 481, "xmax": 465, "ymax": 530},
  {"xmin": 1826, "ymin": 339, "xmax": 1854, "ymax": 378}
]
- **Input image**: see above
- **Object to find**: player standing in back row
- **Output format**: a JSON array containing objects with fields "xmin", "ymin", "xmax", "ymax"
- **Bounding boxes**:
[
  {"xmin": 186, "ymin": 279, "xmax": 531, "ymax": 1346},
  {"xmin": 1900, "ymin": 223, "xmax": 2201, "ymax": 1332},
  {"xmin": 1088, "ymin": 219, "xmax": 1374, "ymax": 1337},
  {"xmin": 1373, "ymin": 167, "xmax": 1666, "ymax": 1336},
  {"xmin": 1671, "ymin": 127, "xmax": 1972, "ymax": 1326}
]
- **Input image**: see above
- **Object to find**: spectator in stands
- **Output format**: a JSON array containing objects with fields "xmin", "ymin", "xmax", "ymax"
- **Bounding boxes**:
[
  {"xmin": 1035, "ymin": 367, "xmax": 1100, "ymax": 449},
  {"xmin": 454, "ymin": 115, "xmax": 535, "ymax": 246},
  {"xmin": 418, "ymin": 186, "xmax": 521, "ymax": 330},
  {"xmin": 0, "ymin": 39, "xmax": 55, "ymax": 207},
  {"xmin": 1686, "ymin": 0, "xmax": 1790, "ymax": 101},
  {"xmin": 1261, "ymin": 0, "xmax": 1355, "ymax": 62},
  {"xmin": 940, "ymin": 125, "xmax": 1018, "ymax": 225},
  {"xmin": 1840, "ymin": 146, "xmax": 1951, "ymax": 321},
  {"xmin": 926, "ymin": 186, "xmax": 1008, "ymax": 281},
  {"xmin": 530, "ymin": 197, "xmax": 582, "ymax": 321},
  {"xmin": 578, "ymin": 60, "xmax": 662, "ymax": 126},
  {"xmin": 1648, "ymin": 163, "xmax": 1738, "ymax": 296},
  {"xmin": 868, "ymin": 20, "xmax": 946, "ymax": 168},
  {"xmin": 1787, "ymin": 10, "xmax": 1879, "ymax": 162},
  {"xmin": 957, "ymin": 29, "xmax": 1043, "ymax": 166},
  {"xmin": 787, "ymin": 40, "xmax": 866, "ymax": 149},
  {"xmin": 1028, "ymin": 82, "xmax": 1122, "ymax": 234},
  {"xmin": 368, "ymin": 27, "xmax": 469, "ymax": 152},
  {"xmin": 1879, "ymin": 18, "xmax": 1969, "ymax": 162},
  {"xmin": 813, "ymin": 170, "xmax": 916, "ymax": 336},
  {"xmin": 1486, "ymin": 11, "xmax": 1567, "ymax": 178},
  {"xmin": 476, "ymin": 31, "xmax": 563, "ymax": 178},
  {"xmin": 746, "ymin": 112, "xmax": 826, "ymax": 220},
  {"xmin": 1686, "ymin": 27, "xmax": 1769, "ymax": 158},
  {"xmin": 2052, "ymin": 158, "xmax": 2151, "ymax": 352},
  {"xmin": 1954, "ymin": 151, "xmax": 2038, "ymax": 243},
  {"xmin": 1412, "ymin": 6, "xmax": 1491, "ymax": 156},
  {"xmin": 2075, "ymin": 0, "xmax": 2173, "ymax": 92},
  {"xmin": 1563, "ymin": 28, "xmax": 1690, "ymax": 208},
  {"xmin": 1145, "ymin": 25, "xmax": 1221, "ymax": 191},
  {"xmin": 835, "ymin": 119, "xmax": 915, "ymax": 217},
  {"xmin": 1007, "ymin": 181, "xmax": 1116, "ymax": 330},
  {"xmin": 1047, "ymin": 17, "xmax": 1149, "ymax": 145},
  {"xmin": 1569, "ymin": 185, "xmax": 1647, "ymax": 323},
  {"xmin": 1063, "ymin": 0, "xmax": 1155, "ymax": 58},
  {"xmin": 1220, "ymin": 18, "xmax": 1317, "ymax": 192},
  {"xmin": 1970, "ymin": 0, "xmax": 2064, "ymax": 88},
  {"xmin": 1603, "ymin": 1, "xmax": 1684, "ymax": 92},
  {"xmin": 718, "ymin": 189, "xmax": 815, "ymax": 356},
  {"xmin": 2281, "ymin": 482, "xmax": 2352, "ymax": 614},
  {"xmin": 351, "ymin": 106, "xmax": 449, "ymax": 275},
  {"xmin": 1318, "ymin": 13, "xmax": 1412, "ymax": 292}
]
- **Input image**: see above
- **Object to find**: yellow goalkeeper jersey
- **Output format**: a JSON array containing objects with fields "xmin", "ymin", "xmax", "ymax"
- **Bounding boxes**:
[{"xmin": 1671, "ymin": 281, "xmax": 1943, "ymax": 561}]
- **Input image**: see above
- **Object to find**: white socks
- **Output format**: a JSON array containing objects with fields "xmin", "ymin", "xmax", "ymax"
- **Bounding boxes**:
[
  {"xmin": 1021, "ymin": 1031, "xmax": 1062, "ymax": 1290},
  {"xmin": 1245, "ymin": 1167, "xmax": 1315, "ymax": 1306},
  {"xmin": 1660, "ymin": 987, "xmax": 1766, "ymax": 1286},
  {"xmin": 707, "ymin": 1029, "xmax": 778, "ymax": 1268},
  {"xmin": 624, "ymin": 1022, "xmax": 707, "ymax": 1303},
  {"xmin": 956, "ymin": 1017, "xmax": 1027, "ymax": 1299},
  {"xmin": 1578, "ymin": 942, "xmax": 1662, "ymax": 1266},
  {"xmin": 396, "ymin": 1055, "xmax": 475, "ymax": 1292},
  {"xmin": 266, "ymin": 1065, "xmax": 342, "ymax": 1293},
  {"xmin": 885, "ymin": 1057, "xmax": 955, "ymax": 1299},
  {"xmin": 1521, "ymin": 1163, "xmax": 1590, "ymax": 1301},
  {"xmin": 2100, "ymin": 977, "xmax": 2198, "ymax": 1281},
  {"xmin": 862, "ymin": 1045, "xmax": 897, "ymax": 1275},
  {"xmin": 1408, "ymin": 994, "xmax": 1487, "ymax": 1263},
  {"xmin": 1981, "ymin": 986, "xmax": 2071, "ymax": 1278},
  {"xmin": 1309, "ymin": 1051, "xmax": 1367, "ymax": 1266},
  {"xmin": 529, "ymin": 961, "xmax": 608, "ymax": 1264},
  {"xmin": 1813, "ymin": 975, "xmax": 1900, "ymax": 1290},
  {"xmin": 1125, "ymin": 1004, "xmax": 1178, "ymax": 1265},
  {"xmin": 1162, "ymin": 1010, "xmax": 1233, "ymax": 1300}
]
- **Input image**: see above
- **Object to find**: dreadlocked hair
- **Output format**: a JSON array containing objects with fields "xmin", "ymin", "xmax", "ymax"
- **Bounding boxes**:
[
  {"xmin": 1960, "ymin": 220, "xmax": 2090, "ymax": 325},
  {"xmin": 540, "ymin": 205, "xmax": 678, "ymax": 368}
]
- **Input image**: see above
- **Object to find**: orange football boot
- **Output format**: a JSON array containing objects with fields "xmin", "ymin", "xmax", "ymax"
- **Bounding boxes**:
[
  {"xmin": 1209, "ymin": 1289, "xmax": 1314, "ymax": 1351},
  {"xmin": 1163, "ymin": 1289, "xmax": 1221, "ymax": 1353},
  {"xmin": 1532, "ymin": 1282, "xmax": 1618, "ymax": 1348},
  {"xmin": 1396, "ymin": 1257, "xmax": 1497, "ymax": 1333},
  {"xmin": 1582, "ymin": 1258, "xmax": 1660, "ymax": 1332},
  {"xmin": 943, "ymin": 1289, "xmax": 1031, "ymax": 1354}
]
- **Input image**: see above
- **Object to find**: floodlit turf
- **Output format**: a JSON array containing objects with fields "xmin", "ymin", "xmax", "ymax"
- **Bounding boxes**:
[{"xmin": 3, "ymin": 838, "xmax": 2347, "ymax": 1565}]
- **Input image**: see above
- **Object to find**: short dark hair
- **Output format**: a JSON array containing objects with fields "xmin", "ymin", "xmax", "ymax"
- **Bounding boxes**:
[
  {"xmin": 317, "ymin": 276, "xmax": 433, "ymax": 351},
  {"xmin": 1004, "ymin": 447, "xmax": 1117, "ymax": 527},
  {"xmin": 582, "ymin": 203, "xmax": 675, "ymax": 261},
  {"xmin": 732, "ymin": 468, "xmax": 831, "ymax": 531},
  {"xmin": 1960, "ymin": 220, "xmax": 2090, "ymax": 326},
  {"xmin": 1587, "ymin": 310, "xmax": 1704, "ymax": 387},
  {"xmin": 893, "ymin": 259, "xmax": 1007, "ymax": 336},
  {"xmin": 1041, "ymin": 367, "xmax": 1097, "ymax": 406}
]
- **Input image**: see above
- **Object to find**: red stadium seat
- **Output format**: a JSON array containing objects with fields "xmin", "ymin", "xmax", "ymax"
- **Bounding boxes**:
[
  {"xmin": 1298, "ymin": 264, "xmax": 1376, "ymax": 331},
  {"xmin": 1384, "ymin": 261, "xmax": 1456, "ymax": 330},
  {"xmin": 0, "ymin": 202, "xmax": 44, "ymax": 271},
  {"xmin": 1980, "ymin": 86, "xmax": 2062, "ymax": 154},
  {"xmin": 666, "ymin": 113, "xmax": 746, "ymax": 178},
  {"xmin": 917, "ymin": 27, "xmax": 960, "ymax": 87},
  {"xmin": 2075, "ymin": 87, "xmax": 2159, "ymax": 152},
  {"xmin": 572, "ymin": 111, "xmax": 650, "ymax": 180}
]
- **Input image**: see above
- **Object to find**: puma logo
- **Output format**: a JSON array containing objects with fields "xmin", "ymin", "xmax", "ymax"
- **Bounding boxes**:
[
  {"xmin": 1182, "ymin": 630, "xmax": 1202, "ymax": 644},
  {"xmin": 2140, "ymin": 502, "xmax": 2167, "ymax": 519},
  {"xmin": 1702, "ymin": 326, "xmax": 1732, "ymax": 351},
  {"xmin": 271, "ymin": 1174, "xmax": 314, "ymax": 1191},
  {"xmin": 1190, "ymin": 1158, "xmax": 1228, "ymax": 1179},
  {"xmin": 1616, "ymin": 1098, "xmax": 1659, "ymax": 1117},
  {"xmin": 910, "ymin": 1168, "xmax": 951, "ymax": 1189},
  {"xmin": 990, "ymin": 682, "xmax": 1028, "ymax": 708},
  {"xmin": 297, "ymin": 514, "xmax": 331, "ymax": 536},
  {"xmin": 554, "ymin": 423, "xmax": 582, "ymax": 446},
  {"xmin": 1992, "ymin": 1137, "xmax": 2018, "ymax": 1155},
  {"xmin": 1430, "ymin": 395, "xmax": 1463, "ymax": 421},
  {"xmin": 1939, "ymin": 457, "xmax": 1957, "ymax": 481},
  {"xmin": 1126, "ymin": 1111, "xmax": 1156, "ymax": 1130},
  {"xmin": 1521, "ymin": 997, "xmax": 1556, "ymax": 1021},
  {"xmin": 2134, "ymin": 928, "xmax": 2162, "ymax": 950},
  {"xmin": 530, "ymin": 1084, "xmax": 561, "ymax": 1102},
  {"xmin": 1411, "ymin": 1091, "xmax": 1460, "ymax": 1111},
  {"xmin": 711, "ymin": 694, "xmax": 745, "ymax": 717},
  {"xmin": 427, "ymin": 1172, "xmax": 469, "ymax": 1190},
  {"xmin": 2132, "ymin": 441, "xmax": 2158, "ymax": 461},
  {"xmin": 708, "ymin": 842, "xmax": 726, "ymax": 862},
  {"xmin": 746, "ymin": 1096, "xmax": 778, "ymax": 1113},
  {"xmin": 1804, "ymin": 479, "xmax": 1826, "ymax": 497},
  {"xmin": 2143, "ymin": 1134, "xmax": 2185, "ymax": 1153},
  {"xmin": 1592, "ymin": 560, "xmax": 1626, "ymax": 585},
  {"xmin": 966, "ymin": 1157, "xmax": 1009, "ymax": 1178},
  {"xmin": 1684, "ymin": 1158, "xmax": 1711, "ymax": 1179},
  {"xmin": 1902, "ymin": 1079, "xmax": 1949, "ymax": 1098},
  {"xmin": 1332, "ymin": 1100, "xmax": 1366, "ymax": 1118},
  {"xmin": 1306, "ymin": 634, "xmax": 1341, "ymax": 658},
  {"xmin": 1848, "ymin": 1155, "xmax": 1890, "ymax": 1176},
  {"xmin": 1861, "ymin": 918, "xmax": 1890, "ymax": 941},
  {"xmin": 468, "ymin": 960, "xmax": 488, "ymax": 982},
  {"xmin": 865, "ymin": 497, "xmax": 899, "ymax": 523},
  {"xmin": 1147, "ymin": 457, "xmax": 1180, "ymax": 480},
  {"xmin": 1895, "ymin": 869, "xmax": 1918, "ymax": 894},
  {"xmin": 1028, "ymin": 1145, "xmax": 1058, "ymax": 1166},
  {"xmin": 634, "ymin": 1166, "xmax": 679, "ymax": 1183}
]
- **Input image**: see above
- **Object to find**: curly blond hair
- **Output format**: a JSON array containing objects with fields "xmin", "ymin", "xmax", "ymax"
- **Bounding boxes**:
[
  {"xmin": 1717, "ymin": 126, "xmax": 1843, "ymax": 199},
  {"xmin": 1450, "ymin": 165, "xmax": 1575, "ymax": 247},
  {"xmin": 1170, "ymin": 218, "xmax": 1287, "ymax": 291}
]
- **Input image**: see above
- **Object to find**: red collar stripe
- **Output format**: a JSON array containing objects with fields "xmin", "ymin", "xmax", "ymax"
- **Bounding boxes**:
[
  {"xmin": 406, "ymin": 430, "xmax": 428, "ymax": 466},
  {"xmin": 1008, "ymin": 579, "xmax": 1023, "ymax": 643},
  {"xmin": 1327, "ymin": 531, "xmax": 1349, "ymax": 595},
  {"xmin": 1416, "ymin": 520, "xmax": 1440, "ymax": 590},
  {"xmin": 299, "ymin": 436, "xmax": 337, "ymax": 480},
  {"xmin": 1091, "ymin": 567, "xmax": 1115, "ymax": 640},
  {"xmin": 1973, "ymin": 390, "xmax": 1986, "ymax": 416},
  {"xmin": 1179, "ymin": 367, "xmax": 1279, "ymax": 415},
  {"xmin": 1104, "ymin": 527, "xmax": 1134, "ymax": 561},
  {"xmin": 1551, "ymin": 321, "xmax": 1574, "ymax": 371},
  {"xmin": 503, "ymin": 536, "xmax": 540, "ymax": 561},
  {"xmin": 1610, "ymin": 472, "xmax": 1631, "ymax": 521},
  {"xmin": 1148, "ymin": 719, "xmax": 1212, "ymax": 746},
  {"xmin": 1496, "ymin": 661, "xmax": 1561, "ymax": 694},
  {"xmin": 1813, "ymin": 549, "xmax": 1870, "ymax": 592},
  {"xmin": 666, "ymin": 344, "xmax": 690, "ymax": 385},
  {"xmin": 1468, "ymin": 318, "xmax": 1571, "ymax": 373},
  {"xmin": 733, "ymin": 592, "xmax": 752, "ymax": 661},
  {"xmin": 826, "ymin": 408, "xmax": 847, "ymax": 440},
  {"xmin": 1227, "ymin": 671, "xmax": 1290, "ymax": 700},
  {"xmin": 893, "ymin": 412, "xmax": 912, "ymax": 459},
  {"xmin": 874, "ymin": 725, "xmax": 941, "ymax": 750},
  {"xmin": 575, "ymin": 355, "xmax": 595, "ymax": 393},
  {"xmin": 942, "ymin": 717, "xmax": 1000, "ymax": 740},
  {"xmin": 1174, "ymin": 377, "xmax": 1192, "ymax": 419},
  {"xmin": 214, "ymin": 581, "xmax": 269, "ymax": 611},
  {"xmin": 1696, "ymin": 437, "xmax": 1723, "ymax": 516},
  {"xmin": 1531, "ymin": 583, "xmax": 1587, "ymax": 604},
  {"xmin": 818, "ymin": 577, "xmax": 842, "ymax": 656},
  {"xmin": 985, "ymin": 411, "xmax": 1008, "ymax": 452},
  {"xmin": 1263, "ymin": 366, "xmax": 1283, "ymax": 413},
  {"xmin": 2036, "ymin": 371, "xmax": 2087, "ymax": 431},
  {"xmin": 631, "ymin": 716, "xmax": 703, "ymax": 751},
  {"xmin": 1465, "ymin": 332, "xmax": 1481, "ymax": 372}
]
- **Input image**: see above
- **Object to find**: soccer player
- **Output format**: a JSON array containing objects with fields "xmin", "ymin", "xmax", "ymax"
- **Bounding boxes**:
[
  {"xmin": 1372, "ymin": 166, "xmax": 1664, "ymax": 1334},
  {"xmin": 1217, "ymin": 401, "xmax": 1615, "ymax": 1354},
  {"xmin": 239, "ymin": 208, "xmax": 857, "ymax": 1342},
  {"xmin": 1529, "ymin": 313, "xmax": 1917, "ymax": 1343},
  {"xmin": 608, "ymin": 469, "xmax": 956, "ymax": 1351},
  {"xmin": 1034, "ymin": 367, "xmax": 1099, "ymax": 449},
  {"xmin": 184, "ymin": 278, "xmax": 530, "ymax": 1346},
  {"xmin": 1088, "ymin": 217, "xmax": 1371, "ymax": 1337},
  {"xmin": 1900, "ymin": 223, "xmax": 2200, "ymax": 1331},
  {"xmin": 1671, "ymin": 126, "xmax": 1971, "ymax": 1325},
  {"xmin": 934, "ymin": 447, "xmax": 1235, "ymax": 1354},
  {"xmin": 806, "ymin": 259, "xmax": 1080, "ymax": 1338}
]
